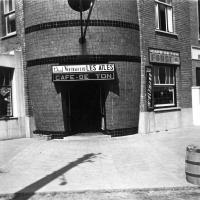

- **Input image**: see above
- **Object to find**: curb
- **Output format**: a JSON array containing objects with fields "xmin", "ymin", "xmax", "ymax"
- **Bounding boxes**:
[{"xmin": 0, "ymin": 186, "xmax": 199, "ymax": 198}]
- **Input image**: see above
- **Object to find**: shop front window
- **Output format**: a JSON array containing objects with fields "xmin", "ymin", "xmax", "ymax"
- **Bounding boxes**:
[
  {"xmin": 155, "ymin": 0, "xmax": 174, "ymax": 33},
  {"xmin": 153, "ymin": 66, "xmax": 176, "ymax": 108},
  {"xmin": 0, "ymin": 67, "xmax": 13, "ymax": 117},
  {"xmin": 2, "ymin": 0, "xmax": 16, "ymax": 36}
]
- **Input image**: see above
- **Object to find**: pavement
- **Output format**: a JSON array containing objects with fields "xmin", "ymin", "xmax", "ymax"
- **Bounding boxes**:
[{"xmin": 0, "ymin": 126, "xmax": 200, "ymax": 198}]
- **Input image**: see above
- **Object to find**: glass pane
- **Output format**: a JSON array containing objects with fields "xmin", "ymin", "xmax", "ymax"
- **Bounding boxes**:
[
  {"xmin": 159, "ymin": 4, "xmax": 166, "ymax": 31},
  {"xmin": 4, "ymin": 0, "xmax": 14, "ymax": 13},
  {"xmin": 154, "ymin": 86, "xmax": 174, "ymax": 106},
  {"xmin": 0, "ymin": 68, "xmax": 13, "ymax": 117},
  {"xmin": 6, "ymin": 13, "xmax": 16, "ymax": 33},
  {"xmin": 0, "ymin": 87, "xmax": 12, "ymax": 117},
  {"xmin": 159, "ymin": 67, "xmax": 166, "ymax": 84},
  {"xmin": 167, "ymin": 7, "xmax": 173, "ymax": 32},
  {"xmin": 0, "ymin": 68, "xmax": 12, "ymax": 86},
  {"xmin": 170, "ymin": 67, "xmax": 174, "ymax": 84},
  {"xmin": 155, "ymin": 4, "xmax": 159, "ymax": 29},
  {"xmin": 154, "ymin": 66, "xmax": 159, "ymax": 84},
  {"xmin": 165, "ymin": 67, "xmax": 170, "ymax": 84}
]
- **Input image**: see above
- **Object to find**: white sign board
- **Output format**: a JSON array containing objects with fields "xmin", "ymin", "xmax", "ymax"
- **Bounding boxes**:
[{"xmin": 52, "ymin": 64, "xmax": 115, "ymax": 74}]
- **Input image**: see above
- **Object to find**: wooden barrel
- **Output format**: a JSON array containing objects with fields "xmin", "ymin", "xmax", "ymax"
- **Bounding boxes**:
[{"xmin": 185, "ymin": 144, "xmax": 200, "ymax": 185}]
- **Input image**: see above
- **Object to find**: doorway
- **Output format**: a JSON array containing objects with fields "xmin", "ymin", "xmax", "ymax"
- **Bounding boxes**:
[{"xmin": 69, "ymin": 82, "xmax": 103, "ymax": 133}]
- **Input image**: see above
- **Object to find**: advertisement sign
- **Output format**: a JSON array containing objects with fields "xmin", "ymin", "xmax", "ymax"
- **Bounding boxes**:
[
  {"xmin": 52, "ymin": 64, "xmax": 115, "ymax": 81},
  {"xmin": 149, "ymin": 49, "xmax": 180, "ymax": 65},
  {"xmin": 146, "ymin": 66, "xmax": 153, "ymax": 111}
]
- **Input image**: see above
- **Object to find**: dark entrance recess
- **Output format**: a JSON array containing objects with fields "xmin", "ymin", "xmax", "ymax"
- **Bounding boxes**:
[
  {"xmin": 196, "ymin": 68, "xmax": 200, "ymax": 86},
  {"xmin": 65, "ymin": 82, "xmax": 106, "ymax": 134}
]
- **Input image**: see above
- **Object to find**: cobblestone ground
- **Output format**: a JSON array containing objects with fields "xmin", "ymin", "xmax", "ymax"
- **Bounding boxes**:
[{"xmin": 1, "ymin": 188, "xmax": 200, "ymax": 200}]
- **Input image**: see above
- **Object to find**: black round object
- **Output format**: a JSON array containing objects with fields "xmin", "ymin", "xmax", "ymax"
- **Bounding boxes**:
[{"xmin": 68, "ymin": 0, "xmax": 92, "ymax": 12}]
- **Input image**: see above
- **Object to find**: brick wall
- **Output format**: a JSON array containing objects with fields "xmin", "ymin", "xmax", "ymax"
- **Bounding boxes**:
[
  {"xmin": 106, "ymin": 61, "xmax": 140, "ymax": 130},
  {"xmin": 27, "ymin": 64, "xmax": 65, "ymax": 131},
  {"xmin": 190, "ymin": 0, "xmax": 199, "ymax": 46},
  {"xmin": 24, "ymin": 0, "xmax": 138, "ymax": 28}
]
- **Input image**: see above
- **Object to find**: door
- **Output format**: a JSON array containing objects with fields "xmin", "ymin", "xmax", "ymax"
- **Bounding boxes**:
[{"xmin": 70, "ymin": 82, "xmax": 102, "ymax": 133}]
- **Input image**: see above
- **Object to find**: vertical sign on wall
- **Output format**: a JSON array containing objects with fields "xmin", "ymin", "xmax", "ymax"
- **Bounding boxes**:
[{"xmin": 146, "ymin": 66, "xmax": 153, "ymax": 111}]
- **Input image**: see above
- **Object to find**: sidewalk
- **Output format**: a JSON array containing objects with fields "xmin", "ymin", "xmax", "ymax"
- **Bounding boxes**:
[{"xmin": 0, "ymin": 126, "xmax": 200, "ymax": 196}]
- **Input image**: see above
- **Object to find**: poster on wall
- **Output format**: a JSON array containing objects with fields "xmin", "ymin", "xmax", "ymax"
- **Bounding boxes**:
[
  {"xmin": 149, "ymin": 49, "xmax": 180, "ymax": 65},
  {"xmin": 146, "ymin": 66, "xmax": 153, "ymax": 111}
]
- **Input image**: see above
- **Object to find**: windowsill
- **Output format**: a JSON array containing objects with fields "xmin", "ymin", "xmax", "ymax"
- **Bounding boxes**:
[
  {"xmin": 0, "ymin": 117, "xmax": 18, "ymax": 121},
  {"xmin": 155, "ymin": 29, "xmax": 178, "ymax": 39},
  {"xmin": 154, "ymin": 107, "xmax": 181, "ymax": 113},
  {"xmin": 1, "ymin": 32, "xmax": 17, "ymax": 40},
  {"xmin": 191, "ymin": 59, "xmax": 200, "ymax": 61}
]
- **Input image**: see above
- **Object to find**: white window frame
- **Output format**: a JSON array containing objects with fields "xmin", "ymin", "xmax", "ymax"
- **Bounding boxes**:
[
  {"xmin": 2, "ymin": 0, "xmax": 16, "ymax": 36},
  {"xmin": 155, "ymin": 0, "xmax": 174, "ymax": 33},
  {"xmin": 153, "ymin": 66, "xmax": 176, "ymax": 108}
]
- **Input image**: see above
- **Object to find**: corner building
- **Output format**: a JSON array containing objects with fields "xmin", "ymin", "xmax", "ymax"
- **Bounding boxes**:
[{"xmin": 24, "ymin": 0, "xmax": 141, "ymax": 137}]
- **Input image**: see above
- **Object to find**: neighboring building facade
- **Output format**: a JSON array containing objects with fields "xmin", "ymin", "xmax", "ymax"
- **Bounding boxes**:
[
  {"xmin": 190, "ymin": 0, "xmax": 200, "ymax": 87},
  {"xmin": 0, "ymin": 0, "xmax": 196, "ymax": 140},
  {"xmin": 190, "ymin": 0, "xmax": 200, "ymax": 125},
  {"xmin": 0, "ymin": 0, "xmax": 34, "ymax": 140},
  {"xmin": 138, "ymin": 0, "xmax": 193, "ymax": 133}
]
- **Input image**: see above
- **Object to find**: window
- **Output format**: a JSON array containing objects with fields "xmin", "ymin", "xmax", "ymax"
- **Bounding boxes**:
[
  {"xmin": 153, "ymin": 66, "xmax": 176, "ymax": 107},
  {"xmin": 155, "ymin": 0, "xmax": 173, "ymax": 33},
  {"xmin": 0, "ymin": 67, "xmax": 13, "ymax": 117},
  {"xmin": 2, "ymin": 0, "xmax": 16, "ymax": 36}
]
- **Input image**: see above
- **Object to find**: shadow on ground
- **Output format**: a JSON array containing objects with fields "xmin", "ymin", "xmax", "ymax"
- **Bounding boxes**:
[{"xmin": 10, "ymin": 153, "xmax": 101, "ymax": 200}]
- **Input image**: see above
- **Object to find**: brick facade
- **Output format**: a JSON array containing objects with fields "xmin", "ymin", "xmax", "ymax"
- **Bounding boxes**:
[
  {"xmin": 0, "ymin": 0, "xmax": 34, "ymax": 140},
  {"xmin": 137, "ymin": 0, "xmax": 193, "ymax": 133},
  {"xmin": 190, "ymin": 0, "xmax": 200, "ymax": 86},
  {"xmin": 0, "ymin": 0, "xmax": 196, "ymax": 138},
  {"xmin": 138, "ymin": 0, "xmax": 192, "ymax": 111}
]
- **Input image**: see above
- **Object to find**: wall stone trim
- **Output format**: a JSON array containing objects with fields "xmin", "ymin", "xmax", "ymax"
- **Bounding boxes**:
[
  {"xmin": 25, "ymin": 20, "xmax": 139, "ymax": 34},
  {"xmin": 27, "ymin": 55, "xmax": 141, "ymax": 67}
]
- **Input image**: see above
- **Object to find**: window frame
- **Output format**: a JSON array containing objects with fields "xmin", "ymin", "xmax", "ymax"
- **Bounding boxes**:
[
  {"xmin": 155, "ymin": 0, "xmax": 174, "ymax": 33},
  {"xmin": 153, "ymin": 65, "xmax": 177, "ymax": 108},
  {"xmin": 2, "ymin": 0, "xmax": 16, "ymax": 37}
]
